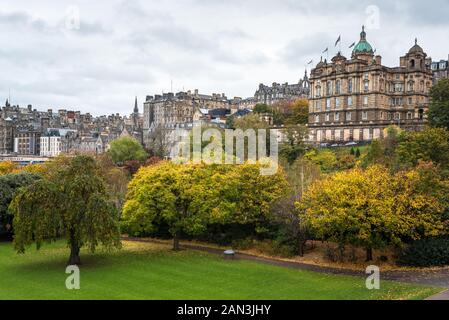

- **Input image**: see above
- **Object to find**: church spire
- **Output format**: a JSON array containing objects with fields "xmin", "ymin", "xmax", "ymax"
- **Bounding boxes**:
[{"xmin": 133, "ymin": 96, "xmax": 138, "ymax": 114}]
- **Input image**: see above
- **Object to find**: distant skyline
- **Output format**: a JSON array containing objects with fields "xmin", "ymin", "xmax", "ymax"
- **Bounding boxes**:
[{"xmin": 0, "ymin": 0, "xmax": 448, "ymax": 116}]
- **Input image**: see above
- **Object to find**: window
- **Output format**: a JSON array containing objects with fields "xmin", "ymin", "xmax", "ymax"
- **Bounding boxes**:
[
  {"xmin": 396, "ymin": 74, "xmax": 400, "ymax": 80},
  {"xmin": 364, "ymin": 81, "xmax": 369, "ymax": 92},
  {"xmin": 335, "ymin": 112, "xmax": 340, "ymax": 121},
  {"xmin": 336, "ymin": 80, "xmax": 341, "ymax": 94},
  {"xmin": 348, "ymin": 96, "xmax": 353, "ymax": 106},
  {"xmin": 315, "ymin": 115, "xmax": 320, "ymax": 123},
  {"xmin": 363, "ymin": 96, "xmax": 368, "ymax": 105},
  {"xmin": 316, "ymin": 86, "xmax": 321, "ymax": 97},
  {"xmin": 409, "ymin": 97, "xmax": 413, "ymax": 105},
  {"xmin": 362, "ymin": 111, "xmax": 368, "ymax": 120},
  {"xmin": 315, "ymin": 101, "xmax": 321, "ymax": 111},
  {"xmin": 335, "ymin": 98, "xmax": 341, "ymax": 108},
  {"xmin": 326, "ymin": 81, "xmax": 332, "ymax": 96},
  {"xmin": 348, "ymin": 79, "xmax": 353, "ymax": 93},
  {"xmin": 346, "ymin": 112, "xmax": 352, "ymax": 121},
  {"xmin": 325, "ymin": 114, "xmax": 330, "ymax": 122},
  {"xmin": 326, "ymin": 98, "xmax": 331, "ymax": 111},
  {"xmin": 407, "ymin": 112, "xmax": 412, "ymax": 120},
  {"xmin": 395, "ymin": 83, "xmax": 403, "ymax": 92}
]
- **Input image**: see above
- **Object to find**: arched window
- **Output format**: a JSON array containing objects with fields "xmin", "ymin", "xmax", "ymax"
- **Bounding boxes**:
[{"xmin": 410, "ymin": 59, "xmax": 415, "ymax": 68}]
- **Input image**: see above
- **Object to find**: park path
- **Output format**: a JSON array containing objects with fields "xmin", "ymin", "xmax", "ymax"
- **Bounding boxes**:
[{"xmin": 123, "ymin": 237, "xmax": 449, "ymax": 299}]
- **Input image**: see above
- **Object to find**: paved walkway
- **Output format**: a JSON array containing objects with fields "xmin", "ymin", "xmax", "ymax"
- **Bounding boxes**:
[{"xmin": 123, "ymin": 237, "xmax": 449, "ymax": 299}]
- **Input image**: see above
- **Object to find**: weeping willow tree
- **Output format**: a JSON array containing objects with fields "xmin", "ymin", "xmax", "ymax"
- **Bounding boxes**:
[{"xmin": 10, "ymin": 155, "xmax": 121, "ymax": 265}]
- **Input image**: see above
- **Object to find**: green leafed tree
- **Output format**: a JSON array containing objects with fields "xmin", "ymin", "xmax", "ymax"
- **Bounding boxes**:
[
  {"xmin": 108, "ymin": 137, "xmax": 148, "ymax": 165},
  {"xmin": 0, "ymin": 172, "xmax": 42, "ymax": 236},
  {"xmin": 428, "ymin": 78, "xmax": 449, "ymax": 130},
  {"xmin": 10, "ymin": 156, "xmax": 121, "ymax": 265},
  {"xmin": 396, "ymin": 127, "xmax": 449, "ymax": 170}
]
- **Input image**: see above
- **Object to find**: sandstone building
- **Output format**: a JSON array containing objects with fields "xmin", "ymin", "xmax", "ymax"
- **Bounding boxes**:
[
  {"xmin": 254, "ymin": 71, "xmax": 310, "ymax": 106},
  {"xmin": 431, "ymin": 56, "xmax": 448, "ymax": 84},
  {"xmin": 308, "ymin": 27, "xmax": 433, "ymax": 143}
]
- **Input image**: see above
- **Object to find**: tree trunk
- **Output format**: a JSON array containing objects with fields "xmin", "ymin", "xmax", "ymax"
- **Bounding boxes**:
[
  {"xmin": 173, "ymin": 234, "xmax": 180, "ymax": 251},
  {"xmin": 366, "ymin": 248, "xmax": 373, "ymax": 262},
  {"xmin": 68, "ymin": 242, "xmax": 81, "ymax": 266}
]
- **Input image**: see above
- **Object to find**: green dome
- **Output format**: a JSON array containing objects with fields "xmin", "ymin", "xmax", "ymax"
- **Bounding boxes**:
[
  {"xmin": 353, "ymin": 41, "xmax": 373, "ymax": 54},
  {"xmin": 353, "ymin": 26, "xmax": 374, "ymax": 55}
]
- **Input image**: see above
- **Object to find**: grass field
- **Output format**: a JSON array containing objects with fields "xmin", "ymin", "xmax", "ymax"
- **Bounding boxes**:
[{"xmin": 0, "ymin": 240, "xmax": 440, "ymax": 300}]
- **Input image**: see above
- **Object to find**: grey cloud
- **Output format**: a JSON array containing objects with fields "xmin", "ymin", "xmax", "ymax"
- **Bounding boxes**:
[{"xmin": 281, "ymin": 33, "xmax": 336, "ymax": 68}]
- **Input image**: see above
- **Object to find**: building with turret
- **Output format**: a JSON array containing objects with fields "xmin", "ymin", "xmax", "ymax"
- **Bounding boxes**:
[
  {"xmin": 254, "ymin": 71, "xmax": 310, "ymax": 106},
  {"xmin": 308, "ymin": 27, "xmax": 432, "ymax": 143}
]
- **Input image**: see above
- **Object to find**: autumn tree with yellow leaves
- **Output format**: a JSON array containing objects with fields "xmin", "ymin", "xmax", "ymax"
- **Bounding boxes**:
[
  {"xmin": 122, "ymin": 162, "xmax": 288, "ymax": 250},
  {"xmin": 297, "ymin": 164, "xmax": 449, "ymax": 261}
]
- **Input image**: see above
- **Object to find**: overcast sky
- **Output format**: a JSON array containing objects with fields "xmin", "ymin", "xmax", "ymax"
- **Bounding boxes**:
[{"xmin": 0, "ymin": 0, "xmax": 448, "ymax": 116}]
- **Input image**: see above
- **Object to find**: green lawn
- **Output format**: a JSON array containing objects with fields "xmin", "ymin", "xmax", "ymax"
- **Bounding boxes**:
[{"xmin": 0, "ymin": 240, "xmax": 440, "ymax": 300}]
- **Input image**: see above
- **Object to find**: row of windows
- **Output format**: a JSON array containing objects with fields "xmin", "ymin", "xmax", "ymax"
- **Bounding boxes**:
[
  {"xmin": 314, "ymin": 76, "xmax": 430, "ymax": 97},
  {"xmin": 314, "ymin": 111, "xmax": 418, "ymax": 123}
]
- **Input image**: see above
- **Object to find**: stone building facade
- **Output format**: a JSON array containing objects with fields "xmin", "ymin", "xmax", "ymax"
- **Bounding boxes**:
[
  {"xmin": 143, "ymin": 90, "xmax": 233, "ymax": 133},
  {"xmin": 254, "ymin": 71, "xmax": 310, "ymax": 106},
  {"xmin": 431, "ymin": 56, "xmax": 448, "ymax": 84},
  {"xmin": 308, "ymin": 27, "xmax": 432, "ymax": 143}
]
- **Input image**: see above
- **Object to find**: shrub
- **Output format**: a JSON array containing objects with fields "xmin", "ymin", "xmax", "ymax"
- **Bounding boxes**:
[{"xmin": 397, "ymin": 237, "xmax": 449, "ymax": 267}]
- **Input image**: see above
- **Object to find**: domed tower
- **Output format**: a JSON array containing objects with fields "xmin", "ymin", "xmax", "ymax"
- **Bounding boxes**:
[
  {"xmin": 400, "ymin": 38, "xmax": 428, "ymax": 71},
  {"xmin": 352, "ymin": 26, "xmax": 375, "ymax": 61}
]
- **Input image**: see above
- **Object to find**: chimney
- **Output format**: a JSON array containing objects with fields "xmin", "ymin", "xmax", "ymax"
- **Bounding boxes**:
[{"xmin": 375, "ymin": 55, "xmax": 382, "ymax": 65}]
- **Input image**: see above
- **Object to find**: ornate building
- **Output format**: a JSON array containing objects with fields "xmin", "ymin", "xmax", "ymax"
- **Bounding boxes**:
[
  {"xmin": 143, "ymin": 90, "xmax": 232, "ymax": 134},
  {"xmin": 431, "ymin": 56, "xmax": 448, "ymax": 84},
  {"xmin": 308, "ymin": 27, "xmax": 432, "ymax": 143},
  {"xmin": 254, "ymin": 71, "xmax": 310, "ymax": 106}
]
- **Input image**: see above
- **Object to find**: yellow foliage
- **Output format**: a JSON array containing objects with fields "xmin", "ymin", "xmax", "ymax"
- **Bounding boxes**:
[
  {"xmin": 0, "ymin": 161, "xmax": 18, "ymax": 176},
  {"xmin": 298, "ymin": 164, "xmax": 448, "ymax": 251}
]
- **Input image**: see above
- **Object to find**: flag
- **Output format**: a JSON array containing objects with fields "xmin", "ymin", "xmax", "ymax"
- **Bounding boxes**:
[
  {"xmin": 349, "ymin": 42, "xmax": 356, "ymax": 49},
  {"xmin": 322, "ymin": 47, "xmax": 328, "ymax": 54},
  {"xmin": 335, "ymin": 36, "xmax": 341, "ymax": 47},
  {"xmin": 307, "ymin": 60, "xmax": 313, "ymax": 65}
]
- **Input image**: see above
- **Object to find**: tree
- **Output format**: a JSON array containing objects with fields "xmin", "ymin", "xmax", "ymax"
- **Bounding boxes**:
[
  {"xmin": 0, "ymin": 161, "xmax": 18, "ymax": 176},
  {"xmin": 96, "ymin": 154, "xmax": 130, "ymax": 214},
  {"xmin": 279, "ymin": 125, "xmax": 309, "ymax": 165},
  {"xmin": 123, "ymin": 162, "xmax": 289, "ymax": 250},
  {"xmin": 284, "ymin": 99, "xmax": 309, "ymax": 125},
  {"xmin": 305, "ymin": 149, "xmax": 338, "ymax": 173},
  {"xmin": 396, "ymin": 127, "xmax": 449, "ymax": 170},
  {"xmin": 428, "ymin": 78, "xmax": 449, "ymax": 130},
  {"xmin": 298, "ymin": 165, "xmax": 448, "ymax": 261},
  {"xmin": 234, "ymin": 113, "xmax": 269, "ymax": 131},
  {"xmin": 10, "ymin": 156, "xmax": 121, "ymax": 265},
  {"xmin": 253, "ymin": 104, "xmax": 270, "ymax": 114},
  {"xmin": 123, "ymin": 162, "xmax": 225, "ymax": 250},
  {"xmin": 0, "ymin": 172, "xmax": 41, "ymax": 236},
  {"xmin": 146, "ymin": 127, "xmax": 173, "ymax": 159},
  {"xmin": 108, "ymin": 137, "xmax": 148, "ymax": 165},
  {"xmin": 216, "ymin": 163, "xmax": 289, "ymax": 232},
  {"xmin": 362, "ymin": 126, "xmax": 402, "ymax": 170}
]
